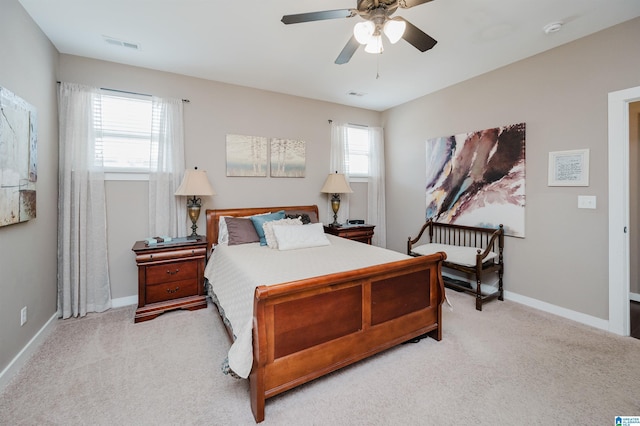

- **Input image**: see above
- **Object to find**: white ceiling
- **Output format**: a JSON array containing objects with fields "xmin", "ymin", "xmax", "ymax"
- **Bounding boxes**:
[{"xmin": 18, "ymin": 0, "xmax": 640, "ymax": 111}]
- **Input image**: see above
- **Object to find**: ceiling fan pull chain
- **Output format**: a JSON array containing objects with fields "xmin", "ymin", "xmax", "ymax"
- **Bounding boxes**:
[{"xmin": 376, "ymin": 54, "xmax": 380, "ymax": 79}]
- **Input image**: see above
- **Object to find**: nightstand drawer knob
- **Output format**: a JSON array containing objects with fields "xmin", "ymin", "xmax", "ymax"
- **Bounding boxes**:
[
  {"xmin": 166, "ymin": 286, "xmax": 180, "ymax": 294},
  {"xmin": 166, "ymin": 269, "xmax": 179, "ymax": 275}
]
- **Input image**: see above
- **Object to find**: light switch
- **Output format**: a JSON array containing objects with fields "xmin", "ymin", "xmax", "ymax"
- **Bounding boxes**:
[{"xmin": 578, "ymin": 195, "xmax": 596, "ymax": 209}]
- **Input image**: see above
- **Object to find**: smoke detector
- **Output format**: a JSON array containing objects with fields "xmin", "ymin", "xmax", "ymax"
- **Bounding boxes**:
[{"xmin": 543, "ymin": 21, "xmax": 564, "ymax": 35}]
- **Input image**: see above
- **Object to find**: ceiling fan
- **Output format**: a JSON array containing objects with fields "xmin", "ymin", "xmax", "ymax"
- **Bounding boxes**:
[{"xmin": 281, "ymin": 0, "xmax": 438, "ymax": 65}]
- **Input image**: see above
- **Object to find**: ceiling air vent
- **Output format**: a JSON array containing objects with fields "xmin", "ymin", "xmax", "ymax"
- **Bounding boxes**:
[{"xmin": 103, "ymin": 36, "xmax": 140, "ymax": 50}]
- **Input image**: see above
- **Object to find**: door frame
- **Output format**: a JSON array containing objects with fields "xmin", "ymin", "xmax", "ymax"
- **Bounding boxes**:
[{"xmin": 608, "ymin": 85, "xmax": 640, "ymax": 336}]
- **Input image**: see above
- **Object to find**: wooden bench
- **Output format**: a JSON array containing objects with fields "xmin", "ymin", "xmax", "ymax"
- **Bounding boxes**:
[{"xmin": 408, "ymin": 219, "xmax": 504, "ymax": 311}]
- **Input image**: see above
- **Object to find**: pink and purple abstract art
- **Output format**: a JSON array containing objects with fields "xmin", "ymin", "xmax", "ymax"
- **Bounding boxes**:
[{"xmin": 426, "ymin": 122, "xmax": 525, "ymax": 237}]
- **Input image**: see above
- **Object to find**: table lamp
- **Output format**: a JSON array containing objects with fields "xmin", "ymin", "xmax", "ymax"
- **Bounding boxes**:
[
  {"xmin": 320, "ymin": 171, "xmax": 353, "ymax": 227},
  {"xmin": 175, "ymin": 167, "xmax": 215, "ymax": 238}
]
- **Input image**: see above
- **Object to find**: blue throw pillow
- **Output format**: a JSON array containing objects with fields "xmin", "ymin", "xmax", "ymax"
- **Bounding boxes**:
[{"xmin": 250, "ymin": 210, "xmax": 285, "ymax": 245}]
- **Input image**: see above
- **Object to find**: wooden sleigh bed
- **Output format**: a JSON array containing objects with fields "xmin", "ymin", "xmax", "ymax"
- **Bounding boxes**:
[{"xmin": 204, "ymin": 205, "xmax": 446, "ymax": 423}]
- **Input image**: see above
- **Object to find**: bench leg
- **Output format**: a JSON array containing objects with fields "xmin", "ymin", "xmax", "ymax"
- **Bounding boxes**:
[
  {"xmin": 475, "ymin": 276, "xmax": 482, "ymax": 311},
  {"xmin": 498, "ymin": 267, "xmax": 504, "ymax": 301}
]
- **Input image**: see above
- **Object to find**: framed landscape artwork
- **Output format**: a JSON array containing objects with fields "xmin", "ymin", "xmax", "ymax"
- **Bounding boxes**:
[
  {"xmin": 425, "ymin": 122, "xmax": 526, "ymax": 237},
  {"xmin": 226, "ymin": 134, "xmax": 268, "ymax": 177},
  {"xmin": 270, "ymin": 138, "xmax": 305, "ymax": 177},
  {"xmin": 0, "ymin": 86, "xmax": 37, "ymax": 227}
]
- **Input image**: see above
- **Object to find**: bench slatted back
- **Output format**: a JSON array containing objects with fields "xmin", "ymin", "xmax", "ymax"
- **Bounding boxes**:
[{"xmin": 428, "ymin": 220, "xmax": 504, "ymax": 253}]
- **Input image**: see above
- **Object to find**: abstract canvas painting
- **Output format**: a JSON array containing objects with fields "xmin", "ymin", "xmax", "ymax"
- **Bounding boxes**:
[
  {"xmin": 425, "ymin": 122, "xmax": 525, "ymax": 237},
  {"xmin": 226, "ymin": 134, "xmax": 268, "ymax": 177},
  {"xmin": 270, "ymin": 138, "xmax": 305, "ymax": 177},
  {"xmin": 0, "ymin": 86, "xmax": 37, "ymax": 227}
]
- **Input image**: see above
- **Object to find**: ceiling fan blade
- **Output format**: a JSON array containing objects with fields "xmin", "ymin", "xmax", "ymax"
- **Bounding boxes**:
[
  {"xmin": 281, "ymin": 9, "xmax": 354, "ymax": 25},
  {"xmin": 398, "ymin": 0, "xmax": 434, "ymax": 8},
  {"xmin": 398, "ymin": 18, "xmax": 437, "ymax": 52},
  {"xmin": 335, "ymin": 36, "xmax": 360, "ymax": 65}
]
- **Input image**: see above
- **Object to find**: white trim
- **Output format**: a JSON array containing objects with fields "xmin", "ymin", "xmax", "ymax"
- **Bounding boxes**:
[
  {"xmin": 608, "ymin": 86, "xmax": 640, "ymax": 336},
  {"xmin": 105, "ymin": 172, "xmax": 149, "ymax": 181},
  {"xmin": 630, "ymin": 292, "xmax": 640, "ymax": 303},
  {"xmin": 111, "ymin": 295, "xmax": 138, "ymax": 308},
  {"xmin": 0, "ymin": 313, "xmax": 58, "ymax": 392},
  {"xmin": 504, "ymin": 291, "xmax": 609, "ymax": 332}
]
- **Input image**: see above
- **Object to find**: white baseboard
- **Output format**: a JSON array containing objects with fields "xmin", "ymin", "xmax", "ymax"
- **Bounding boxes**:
[
  {"xmin": 630, "ymin": 292, "xmax": 640, "ymax": 303},
  {"xmin": 504, "ymin": 290, "xmax": 610, "ymax": 332},
  {"xmin": 111, "ymin": 295, "xmax": 138, "ymax": 308},
  {"xmin": 0, "ymin": 312, "xmax": 58, "ymax": 392}
]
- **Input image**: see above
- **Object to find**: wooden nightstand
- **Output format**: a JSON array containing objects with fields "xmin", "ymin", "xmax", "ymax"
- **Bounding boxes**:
[
  {"xmin": 323, "ymin": 224, "xmax": 375, "ymax": 244},
  {"xmin": 131, "ymin": 237, "xmax": 208, "ymax": 323}
]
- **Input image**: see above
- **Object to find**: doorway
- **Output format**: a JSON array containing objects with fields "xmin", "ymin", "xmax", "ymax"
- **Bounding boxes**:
[
  {"xmin": 608, "ymin": 86, "xmax": 640, "ymax": 336},
  {"xmin": 630, "ymin": 100, "xmax": 640, "ymax": 339}
]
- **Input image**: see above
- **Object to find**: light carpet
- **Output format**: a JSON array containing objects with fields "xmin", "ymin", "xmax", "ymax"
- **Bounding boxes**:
[{"xmin": 1, "ymin": 291, "xmax": 639, "ymax": 425}]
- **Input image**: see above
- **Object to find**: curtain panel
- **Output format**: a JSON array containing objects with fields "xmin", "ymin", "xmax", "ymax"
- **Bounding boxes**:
[
  {"xmin": 328, "ymin": 122, "xmax": 351, "ymax": 225},
  {"xmin": 367, "ymin": 126, "xmax": 386, "ymax": 247},
  {"xmin": 57, "ymin": 82, "xmax": 111, "ymax": 318},
  {"xmin": 149, "ymin": 97, "xmax": 186, "ymax": 237}
]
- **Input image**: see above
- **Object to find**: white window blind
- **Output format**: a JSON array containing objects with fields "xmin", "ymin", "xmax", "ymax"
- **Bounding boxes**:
[
  {"xmin": 346, "ymin": 125, "xmax": 370, "ymax": 177},
  {"xmin": 94, "ymin": 92, "xmax": 152, "ymax": 172}
]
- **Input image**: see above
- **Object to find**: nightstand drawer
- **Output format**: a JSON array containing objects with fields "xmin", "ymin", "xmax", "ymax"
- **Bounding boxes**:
[
  {"xmin": 146, "ymin": 260, "xmax": 197, "ymax": 285},
  {"xmin": 146, "ymin": 279, "xmax": 198, "ymax": 304}
]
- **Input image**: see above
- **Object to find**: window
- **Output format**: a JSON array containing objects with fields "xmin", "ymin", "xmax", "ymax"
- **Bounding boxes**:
[
  {"xmin": 346, "ymin": 125, "xmax": 370, "ymax": 177},
  {"xmin": 94, "ymin": 92, "xmax": 153, "ymax": 173}
]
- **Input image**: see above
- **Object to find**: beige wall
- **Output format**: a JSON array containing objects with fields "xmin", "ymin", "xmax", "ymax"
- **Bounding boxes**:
[
  {"xmin": 57, "ymin": 55, "xmax": 380, "ymax": 300},
  {"xmin": 383, "ymin": 17, "xmax": 640, "ymax": 320},
  {"xmin": 0, "ymin": 0, "xmax": 59, "ymax": 374}
]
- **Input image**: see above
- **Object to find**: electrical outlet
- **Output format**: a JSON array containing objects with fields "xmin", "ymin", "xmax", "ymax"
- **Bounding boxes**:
[{"xmin": 20, "ymin": 306, "xmax": 27, "ymax": 326}]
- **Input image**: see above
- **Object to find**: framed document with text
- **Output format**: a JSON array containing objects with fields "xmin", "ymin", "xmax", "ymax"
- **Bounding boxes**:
[{"xmin": 548, "ymin": 149, "xmax": 589, "ymax": 187}]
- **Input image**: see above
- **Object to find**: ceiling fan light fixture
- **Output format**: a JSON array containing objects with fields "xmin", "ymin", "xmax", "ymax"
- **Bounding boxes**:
[
  {"xmin": 364, "ymin": 34, "xmax": 384, "ymax": 54},
  {"xmin": 383, "ymin": 18, "xmax": 406, "ymax": 44},
  {"xmin": 354, "ymin": 21, "xmax": 375, "ymax": 44}
]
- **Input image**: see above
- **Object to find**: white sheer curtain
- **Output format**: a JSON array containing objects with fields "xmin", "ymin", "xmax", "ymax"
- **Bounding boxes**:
[
  {"xmin": 148, "ymin": 97, "xmax": 186, "ymax": 237},
  {"xmin": 328, "ymin": 121, "xmax": 350, "ymax": 225},
  {"xmin": 57, "ymin": 82, "xmax": 111, "ymax": 318},
  {"xmin": 367, "ymin": 126, "xmax": 386, "ymax": 247}
]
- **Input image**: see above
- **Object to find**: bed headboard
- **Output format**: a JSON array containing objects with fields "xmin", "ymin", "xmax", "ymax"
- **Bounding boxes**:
[{"xmin": 205, "ymin": 205, "xmax": 320, "ymax": 254}]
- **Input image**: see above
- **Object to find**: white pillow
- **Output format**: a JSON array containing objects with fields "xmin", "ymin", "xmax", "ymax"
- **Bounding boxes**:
[
  {"xmin": 273, "ymin": 222, "xmax": 330, "ymax": 251},
  {"xmin": 263, "ymin": 217, "xmax": 302, "ymax": 249},
  {"xmin": 218, "ymin": 212, "xmax": 271, "ymax": 244}
]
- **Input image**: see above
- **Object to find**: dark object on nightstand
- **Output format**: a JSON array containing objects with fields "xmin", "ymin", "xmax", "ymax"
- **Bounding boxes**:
[
  {"xmin": 131, "ymin": 237, "xmax": 208, "ymax": 323},
  {"xmin": 323, "ymin": 223, "xmax": 375, "ymax": 245}
]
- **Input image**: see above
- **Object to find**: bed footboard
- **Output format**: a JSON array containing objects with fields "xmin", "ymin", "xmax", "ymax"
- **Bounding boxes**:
[{"xmin": 249, "ymin": 253, "xmax": 445, "ymax": 423}]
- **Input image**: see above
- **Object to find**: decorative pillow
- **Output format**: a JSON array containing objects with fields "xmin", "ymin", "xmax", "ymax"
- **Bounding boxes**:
[
  {"xmin": 226, "ymin": 217, "xmax": 260, "ymax": 246},
  {"xmin": 218, "ymin": 212, "xmax": 271, "ymax": 244},
  {"xmin": 285, "ymin": 213, "xmax": 312, "ymax": 225},
  {"xmin": 263, "ymin": 217, "xmax": 302, "ymax": 249},
  {"xmin": 284, "ymin": 209, "xmax": 318, "ymax": 223},
  {"xmin": 273, "ymin": 222, "xmax": 331, "ymax": 251},
  {"xmin": 250, "ymin": 210, "xmax": 286, "ymax": 246}
]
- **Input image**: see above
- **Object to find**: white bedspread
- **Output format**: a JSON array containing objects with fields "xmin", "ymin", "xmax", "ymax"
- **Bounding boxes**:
[{"xmin": 204, "ymin": 235, "xmax": 410, "ymax": 379}]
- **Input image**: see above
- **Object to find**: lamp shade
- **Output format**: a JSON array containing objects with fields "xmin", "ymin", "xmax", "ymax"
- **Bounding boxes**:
[
  {"xmin": 364, "ymin": 34, "xmax": 384, "ymax": 54},
  {"xmin": 353, "ymin": 21, "xmax": 375, "ymax": 44},
  {"xmin": 384, "ymin": 18, "xmax": 406, "ymax": 44},
  {"xmin": 175, "ymin": 169, "xmax": 216, "ymax": 196},
  {"xmin": 320, "ymin": 172, "xmax": 353, "ymax": 194}
]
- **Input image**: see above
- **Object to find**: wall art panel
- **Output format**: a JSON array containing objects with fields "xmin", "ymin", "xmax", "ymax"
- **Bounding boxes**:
[
  {"xmin": 425, "ymin": 122, "xmax": 525, "ymax": 237},
  {"xmin": 0, "ymin": 86, "xmax": 37, "ymax": 227}
]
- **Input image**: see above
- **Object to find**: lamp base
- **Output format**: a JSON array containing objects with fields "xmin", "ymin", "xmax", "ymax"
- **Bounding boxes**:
[
  {"xmin": 186, "ymin": 199, "xmax": 201, "ymax": 240},
  {"xmin": 330, "ymin": 194, "xmax": 341, "ymax": 227}
]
